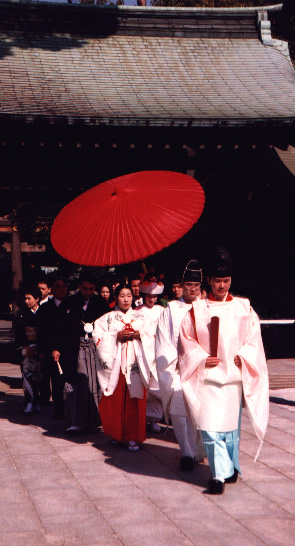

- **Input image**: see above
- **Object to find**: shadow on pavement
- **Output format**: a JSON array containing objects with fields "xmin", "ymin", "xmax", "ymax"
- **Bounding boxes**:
[
  {"xmin": 0, "ymin": 390, "xmax": 210, "ymax": 488},
  {"xmin": 91, "ymin": 432, "xmax": 210, "ymax": 489},
  {"xmin": 270, "ymin": 396, "xmax": 295, "ymax": 406},
  {"xmin": 0, "ymin": 375, "xmax": 22, "ymax": 389}
]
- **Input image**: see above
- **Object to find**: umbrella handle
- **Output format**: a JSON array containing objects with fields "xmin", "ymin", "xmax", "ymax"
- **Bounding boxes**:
[{"xmin": 140, "ymin": 259, "xmax": 147, "ymax": 274}]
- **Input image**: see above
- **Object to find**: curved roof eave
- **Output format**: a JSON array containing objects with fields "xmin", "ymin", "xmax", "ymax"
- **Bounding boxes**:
[{"xmin": 0, "ymin": 1, "xmax": 294, "ymax": 129}]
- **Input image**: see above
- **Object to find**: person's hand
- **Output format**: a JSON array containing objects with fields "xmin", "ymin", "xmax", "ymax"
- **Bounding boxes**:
[
  {"xmin": 52, "ymin": 350, "xmax": 60, "ymax": 362},
  {"xmin": 117, "ymin": 329, "xmax": 140, "ymax": 342},
  {"xmin": 205, "ymin": 357, "xmax": 220, "ymax": 368},
  {"xmin": 117, "ymin": 331, "xmax": 132, "ymax": 342},
  {"xmin": 234, "ymin": 356, "xmax": 242, "ymax": 368}
]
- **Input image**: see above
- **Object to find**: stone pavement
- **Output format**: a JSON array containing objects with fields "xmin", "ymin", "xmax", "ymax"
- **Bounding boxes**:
[{"xmin": 0, "ymin": 361, "xmax": 295, "ymax": 546}]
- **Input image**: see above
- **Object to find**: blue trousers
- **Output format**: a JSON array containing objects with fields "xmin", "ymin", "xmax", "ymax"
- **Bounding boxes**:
[{"xmin": 201, "ymin": 406, "xmax": 242, "ymax": 482}]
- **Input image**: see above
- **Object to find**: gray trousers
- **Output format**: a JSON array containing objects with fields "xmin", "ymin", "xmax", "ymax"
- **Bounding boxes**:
[{"xmin": 64, "ymin": 339, "xmax": 100, "ymax": 431}]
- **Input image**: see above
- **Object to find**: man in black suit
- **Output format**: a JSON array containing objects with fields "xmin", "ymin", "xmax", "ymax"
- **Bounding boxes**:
[
  {"xmin": 37, "ymin": 277, "xmax": 68, "ymax": 418},
  {"xmin": 52, "ymin": 272, "xmax": 109, "ymax": 433}
]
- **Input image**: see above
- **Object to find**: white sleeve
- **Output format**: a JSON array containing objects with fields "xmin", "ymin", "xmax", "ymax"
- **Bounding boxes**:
[
  {"xmin": 155, "ymin": 306, "xmax": 177, "ymax": 372},
  {"xmin": 239, "ymin": 307, "xmax": 269, "ymax": 442},
  {"xmin": 93, "ymin": 313, "xmax": 109, "ymax": 344},
  {"xmin": 178, "ymin": 310, "xmax": 209, "ymax": 383},
  {"xmin": 93, "ymin": 313, "xmax": 119, "ymax": 394},
  {"xmin": 155, "ymin": 306, "xmax": 178, "ymax": 420}
]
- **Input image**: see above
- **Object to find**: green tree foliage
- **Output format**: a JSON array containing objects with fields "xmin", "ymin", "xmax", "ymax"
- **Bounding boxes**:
[
  {"xmin": 9, "ymin": 202, "xmax": 65, "ymax": 247},
  {"xmin": 7, "ymin": 203, "xmax": 114, "ymax": 282}
]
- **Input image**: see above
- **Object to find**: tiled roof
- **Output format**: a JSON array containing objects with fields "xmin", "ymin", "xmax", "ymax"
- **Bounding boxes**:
[{"xmin": 0, "ymin": 1, "xmax": 294, "ymax": 127}]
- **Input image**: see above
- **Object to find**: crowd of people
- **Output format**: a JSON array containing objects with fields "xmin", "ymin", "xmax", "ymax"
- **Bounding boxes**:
[{"xmin": 15, "ymin": 247, "xmax": 269, "ymax": 494}]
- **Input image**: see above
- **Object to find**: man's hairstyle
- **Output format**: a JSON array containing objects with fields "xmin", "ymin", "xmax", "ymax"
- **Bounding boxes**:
[
  {"xmin": 37, "ymin": 277, "xmax": 50, "ymax": 288},
  {"xmin": 170, "ymin": 272, "xmax": 182, "ymax": 285},
  {"xmin": 51, "ymin": 276, "xmax": 67, "ymax": 287},
  {"xmin": 129, "ymin": 273, "xmax": 142, "ymax": 283},
  {"xmin": 78, "ymin": 271, "xmax": 97, "ymax": 286}
]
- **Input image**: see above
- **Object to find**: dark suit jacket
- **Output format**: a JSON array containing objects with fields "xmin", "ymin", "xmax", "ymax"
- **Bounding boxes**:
[
  {"xmin": 37, "ymin": 298, "xmax": 62, "ymax": 356},
  {"xmin": 52, "ymin": 292, "xmax": 109, "ymax": 384}
]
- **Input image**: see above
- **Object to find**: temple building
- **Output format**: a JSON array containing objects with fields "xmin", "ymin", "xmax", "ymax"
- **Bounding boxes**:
[{"xmin": 0, "ymin": 0, "xmax": 295, "ymax": 324}]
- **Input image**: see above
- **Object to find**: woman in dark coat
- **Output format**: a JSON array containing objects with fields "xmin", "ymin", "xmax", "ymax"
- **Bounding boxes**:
[{"xmin": 15, "ymin": 286, "xmax": 42, "ymax": 414}]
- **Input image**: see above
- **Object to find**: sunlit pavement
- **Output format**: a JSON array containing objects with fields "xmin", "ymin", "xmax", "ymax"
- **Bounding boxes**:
[{"xmin": 0, "ymin": 360, "xmax": 295, "ymax": 546}]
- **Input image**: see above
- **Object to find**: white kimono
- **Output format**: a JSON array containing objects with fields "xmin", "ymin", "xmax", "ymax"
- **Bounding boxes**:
[
  {"xmin": 136, "ymin": 304, "xmax": 164, "ymax": 381},
  {"xmin": 156, "ymin": 298, "xmax": 205, "ymax": 460},
  {"xmin": 93, "ymin": 307, "xmax": 152, "ymax": 399},
  {"xmin": 178, "ymin": 296, "xmax": 269, "ymax": 446},
  {"xmin": 136, "ymin": 304, "xmax": 165, "ymax": 421},
  {"xmin": 155, "ymin": 298, "xmax": 193, "ymax": 421}
]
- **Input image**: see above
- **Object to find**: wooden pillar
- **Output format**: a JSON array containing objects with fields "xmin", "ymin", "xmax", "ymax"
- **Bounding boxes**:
[
  {"xmin": 11, "ymin": 228, "xmax": 23, "ymax": 318},
  {"xmin": 137, "ymin": 0, "xmax": 146, "ymax": 5}
]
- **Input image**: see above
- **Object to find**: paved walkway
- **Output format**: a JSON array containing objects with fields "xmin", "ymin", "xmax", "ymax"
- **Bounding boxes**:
[{"xmin": 0, "ymin": 361, "xmax": 295, "ymax": 546}]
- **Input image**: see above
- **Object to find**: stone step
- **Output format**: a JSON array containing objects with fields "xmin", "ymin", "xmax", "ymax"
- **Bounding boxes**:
[
  {"xmin": 1, "ymin": 379, "xmax": 295, "ymax": 396},
  {"xmin": 269, "ymin": 375, "xmax": 295, "ymax": 389}
]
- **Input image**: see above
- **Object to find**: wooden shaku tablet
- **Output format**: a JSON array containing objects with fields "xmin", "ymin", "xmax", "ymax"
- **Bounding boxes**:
[{"xmin": 211, "ymin": 316, "xmax": 219, "ymax": 357}]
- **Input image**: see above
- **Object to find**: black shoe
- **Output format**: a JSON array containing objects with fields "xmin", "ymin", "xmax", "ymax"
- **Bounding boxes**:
[
  {"xmin": 180, "ymin": 456, "xmax": 194, "ymax": 471},
  {"xmin": 208, "ymin": 479, "xmax": 225, "ymax": 495},
  {"xmin": 225, "ymin": 469, "xmax": 239, "ymax": 483}
]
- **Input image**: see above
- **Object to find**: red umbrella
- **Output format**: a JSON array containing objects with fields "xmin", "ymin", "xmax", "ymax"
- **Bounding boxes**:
[{"xmin": 51, "ymin": 171, "xmax": 205, "ymax": 267}]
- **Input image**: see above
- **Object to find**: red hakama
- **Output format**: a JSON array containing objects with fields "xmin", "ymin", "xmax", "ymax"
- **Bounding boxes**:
[{"xmin": 99, "ymin": 370, "xmax": 147, "ymax": 443}]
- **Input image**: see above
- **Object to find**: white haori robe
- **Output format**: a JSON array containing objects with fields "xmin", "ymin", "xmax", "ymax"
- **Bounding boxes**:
[
  {"xmin": 136, "ymin": 304, "xmax": 165, "ymax": 421},
  {"xmin": 93, "ymin": 307, "xmax": 152, "ymax": 399},
  {"xmin": 136, "ymin": 304, "xmax": 164, "ymax": 382},
  {"xmin": 178, "ymin": 297, "xmax": 269, "ymax": 449},
  {"xmin": 155, "ymin": 298, "xmax": 193, "ymax": 421}
]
